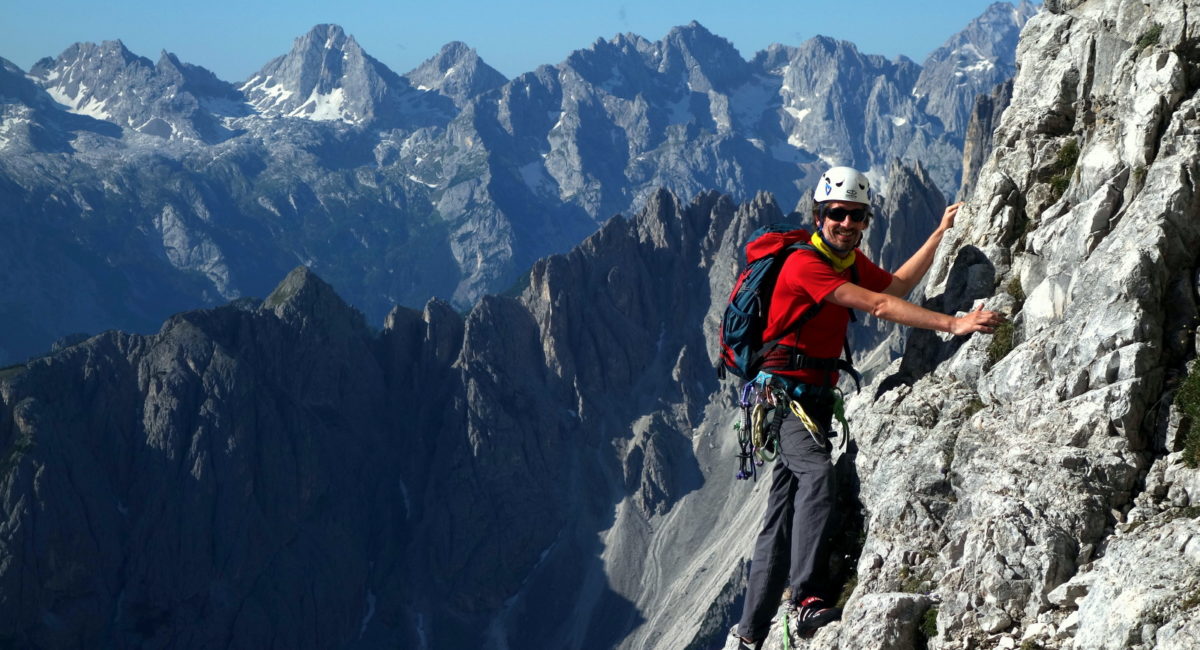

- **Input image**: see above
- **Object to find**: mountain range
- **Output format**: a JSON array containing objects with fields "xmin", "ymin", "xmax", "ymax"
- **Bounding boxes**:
[
  {"xmin": 5, "ymin": 1, "xmax": 1200, "ymax": 648},
  {"xmin": 0, "ymin": 2, "xmax": 1035, "ymax": 366}
]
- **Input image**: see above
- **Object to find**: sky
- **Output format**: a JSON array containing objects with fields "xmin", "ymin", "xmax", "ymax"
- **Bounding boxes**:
[{"xmin": 2, "ymin": 0, "xmax": 1030, "ymax": 83}]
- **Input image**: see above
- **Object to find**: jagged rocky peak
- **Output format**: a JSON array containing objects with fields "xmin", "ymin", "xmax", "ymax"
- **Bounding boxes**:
[
  {"xmin": 867, "ymin": 158, "xmax": 946, "ymax": 272},
  {"xmin": 756, "ymin": 33, "xmax": 919, "ymax": 107},
  {"xmin": 382, "ymin": 297, "xmax": 465, "ymax": 370},
  {"xmin": 653, "ymin": 21, "xmax": 750, "ymax": 92},
  {"xmin": 241, "ymin": 24, "xmax": 375, "ymax": 120},
  {"xmin": 154, "ymin": 51, "xmax": 244, "ymax": 110},
  {"xmin": 25, "ymin": 40, "xmax": 239, "ymax": 141},
  {"xmin": 262, "ymin": 266, "xmax": 368, "ymax": 336},
  {"xmin": 404, "ymin": 41, "xmax": 507, "ymax": 107},
  {"xmin": 29, "ymin": 40, "xmax": 154, "ymax": 121},
  {"xmin": 556, "ymin": 21, "xmax": 747, "ymax": 97},
  {"xmin": 752, "ymin": 35, "xmax": 952, "ymax": 192},
  {"xmin": 610, "ymin": 31, "xmax": 655, "ymax": 55},
  {"xmin": 241, "ymin": 23, "xmax": 452, "ymax": 127},
  {"xmin": 913, "ymin": 0, "xmax": 1038, "ymax": 139},
  {"xmin": 0, "ymin": 56, "xmax": 121, "ymax": 153}
]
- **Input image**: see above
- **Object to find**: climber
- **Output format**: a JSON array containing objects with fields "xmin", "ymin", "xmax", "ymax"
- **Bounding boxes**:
[{"xmin": 733, "ymin": 166, "xmax": 1005, "ymax": 649}]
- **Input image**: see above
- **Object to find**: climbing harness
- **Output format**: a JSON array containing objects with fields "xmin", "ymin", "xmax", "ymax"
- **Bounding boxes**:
[
  {"xmin": 729, "ymin": 371, "xmax": 854, "ymax": 479},
  {"xmin": 733, "ymin": 372, "xmax": 853, "ymax": 481}
]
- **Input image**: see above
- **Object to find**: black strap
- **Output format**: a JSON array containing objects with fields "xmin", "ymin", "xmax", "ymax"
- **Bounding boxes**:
[{"xmin": 766, "ymin": 344, "xmax": 862, "ymax": 392}]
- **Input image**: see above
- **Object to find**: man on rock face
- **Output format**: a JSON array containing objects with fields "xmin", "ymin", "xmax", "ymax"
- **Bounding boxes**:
[{"xmin": 734, "ymin": 166, "xmax": 1004, "ymax": 648}]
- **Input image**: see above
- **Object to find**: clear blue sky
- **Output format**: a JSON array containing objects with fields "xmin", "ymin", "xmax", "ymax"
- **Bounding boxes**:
[{"xmin": 2, "ymin": 0, "xmax": 1031, "ymax": 82}]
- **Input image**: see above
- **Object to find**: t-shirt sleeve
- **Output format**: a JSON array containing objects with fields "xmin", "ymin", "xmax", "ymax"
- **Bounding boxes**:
[{"xmin": 856, "ymin": 255, "xmax": 894, "ymax": 293}]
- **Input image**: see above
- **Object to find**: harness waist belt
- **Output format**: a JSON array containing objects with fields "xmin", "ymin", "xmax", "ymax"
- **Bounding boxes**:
[
  {"xmin": 761, "ymin": 345, "xmax": 842, "ymax": 373},
  {"xmin": 761, "ymin": 345, "xmax": 862, "ymax": 392}
]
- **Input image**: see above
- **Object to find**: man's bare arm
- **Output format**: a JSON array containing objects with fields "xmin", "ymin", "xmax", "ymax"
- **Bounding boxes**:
[{"xmin": 830, "ymin": 280, "xmax": 1004, "ymax": 336}]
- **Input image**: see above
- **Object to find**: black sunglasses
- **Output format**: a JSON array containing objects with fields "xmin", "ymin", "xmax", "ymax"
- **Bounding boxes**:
[{"xmin": 822, "ymin": 205, "xmax": 871, "ymax": 224}]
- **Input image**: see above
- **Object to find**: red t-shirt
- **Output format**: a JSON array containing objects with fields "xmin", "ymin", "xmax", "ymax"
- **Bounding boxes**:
[{"xmin": 762, "ymin": 248, "xmax": 893, "ymax": 384}]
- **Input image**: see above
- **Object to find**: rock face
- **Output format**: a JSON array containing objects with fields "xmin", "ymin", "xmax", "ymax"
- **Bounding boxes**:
[
  {"xmin": 0, "ymin": 9, "xmax": 1024, "ymax": 365},
  {"xmin": 734, "ymin": 0, "xmax": 1200, "ymax": 648},
  {"xmin": 957, "ymin": 78, "xmax": 1014, "ymax": 201}
]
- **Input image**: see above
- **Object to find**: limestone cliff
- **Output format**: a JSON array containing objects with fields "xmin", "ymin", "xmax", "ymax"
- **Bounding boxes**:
[{"xmin": 735, "ymin": 0, "xmax": 1200, "ymax": 648}]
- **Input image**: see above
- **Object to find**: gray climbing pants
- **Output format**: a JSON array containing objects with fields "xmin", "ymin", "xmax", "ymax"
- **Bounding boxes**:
[{"xmin": 737, "ymin": 394, "xmax": 836, "ymax": 642}]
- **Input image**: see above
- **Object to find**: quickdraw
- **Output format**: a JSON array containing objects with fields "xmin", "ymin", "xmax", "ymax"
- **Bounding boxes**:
[{"xmin": 734, "ymin": 374, "xmax": 790, "ymax": 481}]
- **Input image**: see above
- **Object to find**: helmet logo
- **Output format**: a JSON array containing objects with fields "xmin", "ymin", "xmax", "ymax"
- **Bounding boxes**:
[
  {"xmin": 823, "ymin": 181, "xmax": 832, "ymax": 196},
  {"xmin": 846, "ymin": 189, "xmax": 858, "ymax": 199}
]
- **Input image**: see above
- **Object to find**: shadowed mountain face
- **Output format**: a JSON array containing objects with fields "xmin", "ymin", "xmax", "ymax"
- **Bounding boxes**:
[
  {"xmin": 0, "ymin": 186, "xmax": 736, "ymax": 648},
  {"xmin": 0, "ymin": 6, "xmax": 1033, "ymax": 365}
]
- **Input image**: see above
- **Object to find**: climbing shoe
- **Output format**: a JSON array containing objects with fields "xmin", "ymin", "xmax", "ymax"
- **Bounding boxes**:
[
  {"xmin": 728, "ymin": 625, "xmax": 763, "ymax": 650},
  {"xmin": 789, "ymin": 596, "xmax": 841, "ymax": 634}
]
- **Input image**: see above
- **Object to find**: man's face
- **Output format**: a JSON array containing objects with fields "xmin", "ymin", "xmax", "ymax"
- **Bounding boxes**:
[{"xmin": 818, "ymin": 200, "xmax": 870, "ymax": 250}]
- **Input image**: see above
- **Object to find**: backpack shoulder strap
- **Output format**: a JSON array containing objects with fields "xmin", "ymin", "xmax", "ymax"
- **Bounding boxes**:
[
  {"xmin": 753, "ymin": 245, "xmax": 864, "ymax": 378},
  {"xmin": 748, "ymin": 244, "xmax": 824, "ymax": 367}
]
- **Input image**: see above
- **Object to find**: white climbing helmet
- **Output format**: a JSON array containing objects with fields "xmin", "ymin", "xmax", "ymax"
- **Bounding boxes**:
[{"xmin": 814, "ymin": 166, "xmax": 871, "ymax": 204}]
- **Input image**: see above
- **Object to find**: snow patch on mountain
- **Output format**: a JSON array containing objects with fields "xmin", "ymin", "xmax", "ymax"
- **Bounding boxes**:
[
  {"xmin": 728, "ymin": 76, "xmax": 776, "ymax": 127},
  {"xmin": 784, "ymin": 105, "xmax": 812, "ymax": 122},
  {"xmin": 45, "ymin": 84, "xmax": 112, "ymax": 120},
  {"xmin": 292, "ymin": 87, "xmax": 349, "ymax": 121},
  {"xmin": 519, "ymin": 161, "xmax": 558, "ymax": 196}
]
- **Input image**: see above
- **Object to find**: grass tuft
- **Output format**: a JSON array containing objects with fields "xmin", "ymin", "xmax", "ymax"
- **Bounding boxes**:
[
  {"xmin": 987, "ymin": 320, "xmax": 1017, "ymax": 368},
  {"xmin": 1006, "ymin": 277, "xmax": 1026, "ymax": 316},
  {"xmin": 1174, "ymin": 366, "xmax": 1200, "ymax": 468},
  {"xmin": 915, "ymin": 607, "xmax": 939, "ymax": 650},
  {"xmin": 1048, "ymin": 139, "xmax": 1080, "ymax": 202},
  {"xmin": 1137, "ymin": 24, "xmax": 1163, "ymax": 50}
]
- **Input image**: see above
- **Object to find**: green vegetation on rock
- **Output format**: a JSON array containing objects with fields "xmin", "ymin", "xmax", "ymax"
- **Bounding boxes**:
[
  {"xmin": 836, "ymin": 573, "xmax": 858, "ymax": 609},
  {"xmin": 1007, "ymin": 277, "xmax": 1026, "ymax": 313},
  {"xmin": 1181, "ymin": 587, "xmax": 1200, "ymax": 611},
  {"xmin": 1049, "ymin": 138, "xmax": 1080, "ymax": 201},
  {"xmin": 1137, "ymin": 24, "xmax": 1163, "ymax": 50},
  {"xmin": 916, "ymin": 607, "xmax": 939, "ymax": 650},
  {"xmin": 1174, "ymin": 365, "xmax": 1200, "ymax": 468},
  {"xmin": 962, "ymin": 398, "xmax": 986, "ymax": 420},
  {"xmin": 987, "ymin": 320, "xmax": 1017, "ymax": 368}
]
